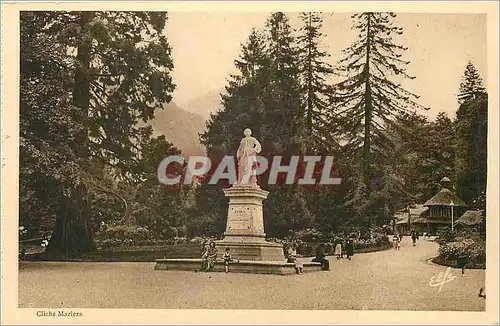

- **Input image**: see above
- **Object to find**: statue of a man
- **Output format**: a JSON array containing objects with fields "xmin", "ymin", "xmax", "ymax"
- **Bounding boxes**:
[{"xmin": 237, "ymin": 128, "xmax": 262, "ymax": 186}]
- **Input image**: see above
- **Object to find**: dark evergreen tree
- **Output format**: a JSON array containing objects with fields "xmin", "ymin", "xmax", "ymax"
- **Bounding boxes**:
[
  {"xmin": 390, "ymin": 111, "xmax": 456, "ymax": 206},
  {"xmin": 455, "ymin": 93, "xmax": 488, "ymax": 209},
  {"xmin": 202, "ymin": 28, "xmax": 268, "ymax": 159},
  {"xmin": 423, "ymin": 113, "xmax": 457, "ymax": 196},
  {"xmin": 199, "ymin": 28, "xmax": 270, "ymax": 236},
  {"xmin": 20, "ymin": 11, "xmax": 176, "ymax": 254},
  {"xmin": 263, "ymin": 12, "xmax": 315, "ymax": 235},
  {"xmin": 263, "ymin": 12, "xmax": 303, "ymax": 155},
  {"xmin": 296, "ymin": 12, "xmax": 336, "ymax": 153},
  {"xmin": 133, "ymin": 135, "xmax": 189, "ymax": 240},
  {"xmin": 20, "ymin": 12, "xmax": 77, "ymax": 241},
  {"xmin": 334, "ymin": 12, "xmax": 426, "ymax": 226},
  {"xmin": 199, "ymin": 13, "xmax": 315, "ymax": 237},
  {"xmin": 457, "ymin": 61, "xmax": 486, "ymax": 104}
]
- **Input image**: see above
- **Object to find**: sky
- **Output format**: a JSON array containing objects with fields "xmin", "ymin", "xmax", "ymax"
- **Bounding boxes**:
[{"xmin": 165, "ymin": 12, "xmax": 487, "ymax": 121}]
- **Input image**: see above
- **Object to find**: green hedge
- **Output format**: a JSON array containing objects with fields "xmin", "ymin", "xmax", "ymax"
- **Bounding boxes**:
[
  {"xmin": 27, "ymin": 243, "xmax": 201, "ymax": 262},
  {"xmin": 26, "ymin": 240, "xmax": 392, "ymax": 262},
  {"xmin": 431, "ymin": 255, "xmax": 485, "ymax": 269}
]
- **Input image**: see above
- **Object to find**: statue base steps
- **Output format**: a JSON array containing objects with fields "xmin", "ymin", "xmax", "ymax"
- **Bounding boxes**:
[
  {"xmin": 154, "ymin": 258, "xmax": 322, "ymax": 275},
  {"xmin": 215, "ymin": 237, "xmax": 286, "ymax": 261}
]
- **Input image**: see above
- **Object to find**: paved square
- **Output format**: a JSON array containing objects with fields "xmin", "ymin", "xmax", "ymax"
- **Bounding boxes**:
[{"xmin": 19, "ymin": 238, "xmax": 485, "ymax": 310}]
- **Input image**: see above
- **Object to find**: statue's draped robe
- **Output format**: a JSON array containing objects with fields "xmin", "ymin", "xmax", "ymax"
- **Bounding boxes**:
[{"xmin": 237, "ymin": 136, "xmax": 261, "ymax": 185}]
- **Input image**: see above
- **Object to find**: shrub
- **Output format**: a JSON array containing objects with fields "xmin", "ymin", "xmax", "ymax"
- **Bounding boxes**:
[
  {"xmin": 94, "ymin": 223, "xmax": 156, "ymax": 251},
  {"xmin": 438, "ymin": 236, "xmax": 486, "ymax": 266},
  {"xmin": 436, "ymin": 228, "xmax": 456, "ymax": 244},
  {"xmin": 293, "ymin": 228, "xmax": 325, "ymax": 242}
]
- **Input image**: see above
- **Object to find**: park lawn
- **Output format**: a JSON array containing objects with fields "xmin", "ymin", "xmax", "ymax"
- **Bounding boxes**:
[{"xmin": 26, "ymin": 243, "xmax": 201, "ymax": 262}]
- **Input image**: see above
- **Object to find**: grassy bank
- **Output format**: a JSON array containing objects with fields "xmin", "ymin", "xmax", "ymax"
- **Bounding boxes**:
[
  {"xmin": 353, "ymin": 243, "xmax": 392, "ymax": 254},
  {"xmin": 26, "ymin": 243, "xmax": 200, "ymax": 262}
]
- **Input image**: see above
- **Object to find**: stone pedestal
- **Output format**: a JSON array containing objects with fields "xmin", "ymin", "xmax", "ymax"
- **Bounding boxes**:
[{"xmin": 215, "ymin": 184, "xmax": 285, "ymax": 261}]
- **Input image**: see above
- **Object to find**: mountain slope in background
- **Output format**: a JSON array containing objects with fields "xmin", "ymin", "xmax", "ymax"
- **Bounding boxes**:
[
  {"xmin": 181, "ymin": 90, "xmax": 223, "ymax": 120},
  {"xmin": 149, "ymin": 102, "xmax": 207, "ymax": 156}
]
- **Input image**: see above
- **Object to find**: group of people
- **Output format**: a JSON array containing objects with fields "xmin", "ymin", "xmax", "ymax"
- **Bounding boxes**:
[
  {"xmin": 286, "ymin": 240, "xmax": 354, "ymax": 275},
  {"xmin": 392, "ymin": 234, "xmax": 403, "ymax": 250},
  {"xmin": 392, "ymin": 229, "xmax": 421, "ymax": 250},
  {"xmin": 333, "ymin": 239, "xmax": 354, "ymax": 260},
  {"xmin": 200, "ymin": 241, "xmax": 235, "ymax": 273}
]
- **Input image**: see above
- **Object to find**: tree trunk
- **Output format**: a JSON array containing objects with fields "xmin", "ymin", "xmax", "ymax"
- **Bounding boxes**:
[
  {"xmin": 363, "ymin": 13, "xmax": 373, "ymax": 195},
  {"xmin": 46, "ymin": 184, "xmax": 96, "ymax": 256},
  {"xmin": 306, "ymin": 13, "xmax": 313, "ymax": 139},
  {"xmin": 47, "ymin": 12, "xmax": 96, "ymax": 255}
]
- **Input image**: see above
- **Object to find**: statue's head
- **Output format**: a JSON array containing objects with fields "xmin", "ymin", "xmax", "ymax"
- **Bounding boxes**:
[{"xmin": 244, "ymin": 128, "xmax": 252, "ymax": 137}]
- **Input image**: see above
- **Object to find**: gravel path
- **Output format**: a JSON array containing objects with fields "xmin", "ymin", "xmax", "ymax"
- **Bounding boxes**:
[{"xmin": 18, "ymin": 237, "xmax": 485, "ymax": 310}]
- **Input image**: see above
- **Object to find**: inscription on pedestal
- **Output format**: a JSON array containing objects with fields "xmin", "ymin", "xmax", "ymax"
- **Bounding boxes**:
[{"xmin": 228, "ymin": 207, "xmax": 251, "ymax": 230}]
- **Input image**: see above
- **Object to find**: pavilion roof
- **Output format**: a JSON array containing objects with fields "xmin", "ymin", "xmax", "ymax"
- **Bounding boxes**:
[
  {"xmin": 423, "ymin": 188, "xmax": 467, "ymax": 207},
  {"xmin": 456, "ymin": 210, "xmax": 484, "ymax": 226},
  {"xmin": 409, "ymin": 204, "xmax": 429, "ymax": 217}
]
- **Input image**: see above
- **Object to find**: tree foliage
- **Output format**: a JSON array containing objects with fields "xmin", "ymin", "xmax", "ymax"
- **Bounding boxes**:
[
  {"xmin": 333, "ymin": 12, "xmax": 427, "ymax": 225},
  {"xmin": 455, "ymin": 93, "xmax": 488, "ymax": 209},
  {"xmin": 20, "ymin": 11, "xmax": 178, "ymax": 254},
  {"xmin": 457, "ymin": 61, "xmax": 486, "ymax": 104},
  {"xmin": 199, "ymin": 13, "xmax": 315, "ymax": 237},
  {"xmin": 296, "ymin": 12, "xmax": 336, "ymax": 153}
]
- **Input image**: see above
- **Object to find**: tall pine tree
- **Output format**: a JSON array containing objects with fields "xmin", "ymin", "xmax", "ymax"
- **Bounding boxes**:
[
  {"xmin": 457, "ymin": 61, "xmax": 486, "ymax": 104},
  {"xmin": 455, "ymin": 61, "xmax": 487, "ymax": 210},
  {"xmin": 296, "ymin": 12, "xmax": 336, "ymax": 154},
  {"xmin": 199, "ymin": 13, "xmax": 314, "ymax": 238},
  {"xmin": 199, "ymin": 29, "xmax": 270, "ymax": 236},
  {"xmin": 455, "ymin": 94, "xmax": 488, "ymax": 210},
  {"xmin": 263, "ymin": 12, "xmax": 303, "ymax": 155},
  {"xmin": 334, "ymin": 12, "xmax": 425, "ymax": 226}
]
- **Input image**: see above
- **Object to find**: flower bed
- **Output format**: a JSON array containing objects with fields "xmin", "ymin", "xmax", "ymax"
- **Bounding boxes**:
[
  {"xmin": 93, "ymin": 223, "xmax": 202, "ymax": 251},
  {"xmin": 434, "ymin": 232, "xmax": 486, "ymax": 269}
]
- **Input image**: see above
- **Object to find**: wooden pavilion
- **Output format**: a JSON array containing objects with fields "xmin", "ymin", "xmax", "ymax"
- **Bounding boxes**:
[
  {"xmin": 423, "ymin": 177, "xmax": 467, "ymax": 234},
  {"xmin": 394, "ymin": 204, "xmax": 429, "ymax": 235}
]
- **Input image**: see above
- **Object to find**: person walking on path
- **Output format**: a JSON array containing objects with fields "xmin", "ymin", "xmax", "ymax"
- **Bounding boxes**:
[
  {"xmin": 457, "ymin": 253, "xmax": 468, "ymax": 276},
  {"xmin": 396, "ymin": 236, "xmax": 401, "ymax": 250},
  {"xmin": 345, "ymin": 239, "xmax": 354, "ymax": 260},
  {"xmin": 334, "ymin": 241, "xmax": 343, "ymax": 260},
  {"xmin": 411, "ymin": 230, "xmax": 418, "ymax": 246},
  {"xmin": 392, "ymin": 234, "xmax": 399, "ymax": 249}
]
